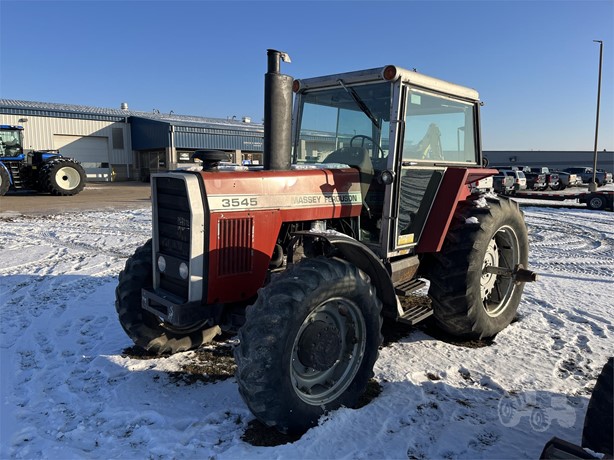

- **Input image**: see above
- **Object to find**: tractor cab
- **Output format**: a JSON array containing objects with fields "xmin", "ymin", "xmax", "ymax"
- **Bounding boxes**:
[
  {"xmin": 292, "ymin": 67, "xmax": 487, "ymax": 256},
  {"xmin": 0, "ymin": 125, "xmax": 25, "ymax": 159}
]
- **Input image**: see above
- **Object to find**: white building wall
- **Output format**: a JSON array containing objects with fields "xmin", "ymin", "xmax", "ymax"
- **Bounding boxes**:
[{"xmin": 0, "ymin": 114, "xmax": 132, "ymax": 165}]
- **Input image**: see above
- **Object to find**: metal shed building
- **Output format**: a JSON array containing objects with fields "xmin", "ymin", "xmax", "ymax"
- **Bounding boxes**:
[
  {"xmin": 130, "ymin": 115, "xmax": 264, "ymax": 181},
  {"xmin": 0, "ymin": 99, "xmax": 133, "ymax": 181},
  {"xmin": 0, "ymin": 99, "xmax": 264, "ymax": 182},
  {"xmin": 484, "ymin": 150, "xmax": 614, "ymax": 172}
]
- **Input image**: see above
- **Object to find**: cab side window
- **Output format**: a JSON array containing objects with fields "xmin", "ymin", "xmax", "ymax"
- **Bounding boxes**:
[{"xmin": 403, "ymin": 89, "xmax": 477, "ymax": 164}]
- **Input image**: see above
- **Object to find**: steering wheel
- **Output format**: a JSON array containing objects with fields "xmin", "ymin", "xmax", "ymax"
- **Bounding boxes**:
[{"xmin": 350, "ymin": 135, "xmax": 385, "ymax": 159}]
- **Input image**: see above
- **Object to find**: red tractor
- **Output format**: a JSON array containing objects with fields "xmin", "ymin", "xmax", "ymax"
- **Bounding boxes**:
[{"xmin": 116, "ymin": 50, "xmax": 537, "ymax": 434}]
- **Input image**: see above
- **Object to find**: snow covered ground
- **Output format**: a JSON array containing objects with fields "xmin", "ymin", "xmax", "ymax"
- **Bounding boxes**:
[{"xmin": 1, "ymin": 203, "xmax": 612, "ymax": 459}]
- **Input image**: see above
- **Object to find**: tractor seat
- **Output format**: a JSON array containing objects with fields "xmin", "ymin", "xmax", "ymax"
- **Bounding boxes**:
[{"xmin": 322, "ymin": 147, "xmax": 374, "ymax": 197}]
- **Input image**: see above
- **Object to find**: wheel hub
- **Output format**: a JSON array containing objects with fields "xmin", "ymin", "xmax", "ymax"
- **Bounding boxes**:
[
  {"xmin": 481, "ymin": 238, "xmax": 499, "ymax": 299},
  {"xmin": 297, "ymin": 320, "xmax": 341, "ymax": 371},
  {"xmin": 290, "ymin": 297, "xmax": 367, "ymax": 405},
  {"xmin": 55, "ymin": 166, "xmax": 81, "ymax": 190}
]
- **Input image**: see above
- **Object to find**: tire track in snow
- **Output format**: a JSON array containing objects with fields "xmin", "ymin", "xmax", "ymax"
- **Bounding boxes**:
[
  {"xmin": 525, "ymin": 210, "xmax": 614, "ymax": 279},
  {"xmin": 522, "ymin": 209, "xmax": 612, "ymax": 394}
]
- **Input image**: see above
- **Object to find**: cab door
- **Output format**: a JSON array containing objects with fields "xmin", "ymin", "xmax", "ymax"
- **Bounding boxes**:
[
  {"xmin": 394, "ymin": 165, "xmax": 445, "ymax": 247},
  {"xmin": 390, "ymin": 86, "xmax": 479, "ymax": 252}
]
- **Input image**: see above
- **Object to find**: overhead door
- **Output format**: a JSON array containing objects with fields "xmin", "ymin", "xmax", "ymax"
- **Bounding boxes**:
[{"xmin": 53, "ymin": 135, "xmax": 111, "ymax": 181}]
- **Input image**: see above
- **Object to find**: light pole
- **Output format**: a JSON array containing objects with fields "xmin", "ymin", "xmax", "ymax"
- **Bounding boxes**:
[{"xmin": 589, "ymin": 40, "xmax": 603, "ymax": 192}]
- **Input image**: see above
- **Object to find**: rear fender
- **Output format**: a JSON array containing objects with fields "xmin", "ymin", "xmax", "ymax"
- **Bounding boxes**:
[
  {"xmin": 416, "ymin": 167, "xmax": 497, "ymax": 253},
  {"xmin": 292, "ymin": 231, "xmax": 399, "ymax": 318}
]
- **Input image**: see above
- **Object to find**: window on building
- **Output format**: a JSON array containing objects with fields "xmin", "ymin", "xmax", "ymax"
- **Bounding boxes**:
[{"xmin": 112, "ymin": 128, "xmax": 124, "ymax": 150}]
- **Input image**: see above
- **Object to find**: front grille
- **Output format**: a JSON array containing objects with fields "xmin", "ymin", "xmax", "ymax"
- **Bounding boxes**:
[
  {"xmin": 155, "ymin": 176, "xmax": 190, "ymax": 299},
  {"xmin": 218, "ymin": 217, "xmax": 253, "ymax": 276}
]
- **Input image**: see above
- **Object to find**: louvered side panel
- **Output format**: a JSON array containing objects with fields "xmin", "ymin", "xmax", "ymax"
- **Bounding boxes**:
[{"xmin": 218, "ymin": 217, "xmax": 253, "ymax": 276}]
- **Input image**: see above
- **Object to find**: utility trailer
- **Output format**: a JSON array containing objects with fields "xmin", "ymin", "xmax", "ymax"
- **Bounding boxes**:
[{"xmin": 513, "ymin": 190, "xmax": 613, "ymax": 211}]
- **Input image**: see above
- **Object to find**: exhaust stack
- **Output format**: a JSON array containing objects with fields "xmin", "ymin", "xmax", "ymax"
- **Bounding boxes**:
[{"xmin": 264, "ymin": 49, "xmax": 293, "ymax": 171}]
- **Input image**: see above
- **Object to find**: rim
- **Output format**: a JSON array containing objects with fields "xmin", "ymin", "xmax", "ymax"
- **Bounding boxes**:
[
  {"xmin": 290, "ymin": 297, "xmax": 366, "ymax": 405},
  {"xmin": 481, "ymin": 225, "xmax": 520, "ymax": 317},
  {"xmin": 589, "ymin": 197, "xmax": 603, "ymax": 209},
  {"xmin": 54, "ymin": 166, "xmax": 81, "ymax": 190}
]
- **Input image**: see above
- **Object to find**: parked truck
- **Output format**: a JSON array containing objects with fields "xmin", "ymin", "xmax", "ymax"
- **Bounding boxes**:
[
  {"xmin": 563, "ymin": 167, "xmax": 610, "ymax": 187},
  {"xmin": 515, "ymin": 166, "xmax": 547, "ymax": 191},
  {"xmin": 115, "ymin": 50, "xmax": 538, "ymax": 434},
  {"xmin": 0, "ymin": 125, "xmax": 86, "ymax": 196}
]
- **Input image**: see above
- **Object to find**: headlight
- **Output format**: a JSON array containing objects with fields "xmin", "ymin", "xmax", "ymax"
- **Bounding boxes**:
[
  {"xmin": 157, "ymin": 255, "xmax": 167, "ymax": 272},
  {"xmin": 179, "ymin": 262, "xmax": 189, "ymax": 280}
]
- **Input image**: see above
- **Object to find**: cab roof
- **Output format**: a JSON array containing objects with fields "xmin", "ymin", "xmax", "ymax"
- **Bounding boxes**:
[{"xmin": 295, "ymin": 65, "xmax": 479, "ymax": 102}]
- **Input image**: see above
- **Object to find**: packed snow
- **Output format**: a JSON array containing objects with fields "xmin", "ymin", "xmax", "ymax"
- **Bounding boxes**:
[{"xmin": 1, "ymin": 203, "xmax": 612, "ymax": 459}]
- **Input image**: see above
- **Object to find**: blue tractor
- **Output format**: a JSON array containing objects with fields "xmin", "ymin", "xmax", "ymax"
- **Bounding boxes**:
[{"xmin": 0, "ymin": 125, "xmax": 86, "ymax": 196}]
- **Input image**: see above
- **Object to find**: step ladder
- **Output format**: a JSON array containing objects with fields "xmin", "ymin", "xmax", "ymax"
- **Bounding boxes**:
[
  {"xmin": 393, "ymin": 278, "xmax": 433, "ymax": 325},
  {"xmin": 8, "ymin": 163, "xmax": 23, "ymax": 188}
]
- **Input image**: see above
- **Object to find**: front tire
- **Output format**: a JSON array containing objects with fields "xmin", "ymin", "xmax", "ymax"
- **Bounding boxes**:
[
  {"xmin": 423, "ymin": 197, "xmax": 529, "ymax": 339},
  {"xmin": 234, "ymin": 257, "xmax": 383, "ymax": 434},
  {"xmin": 115, "ymin": 240, "xmax": 212, "ymax": 354},
  {"xmin": 40, "ymin": 158, "xmax": 86, "ymax": 195},
  {"xmin": 0, "ymin": 166, "xmax": 9, "ymax": 196}
]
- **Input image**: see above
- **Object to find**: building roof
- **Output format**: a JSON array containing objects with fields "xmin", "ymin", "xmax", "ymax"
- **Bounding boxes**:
[{"xmin": 0, "ymin": 99, "xmax": 263, "ymax": 132}]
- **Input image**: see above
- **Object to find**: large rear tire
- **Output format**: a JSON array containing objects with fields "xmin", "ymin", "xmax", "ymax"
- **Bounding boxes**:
[
  {"xmin": 423, "ymin": 196, "xmax": 529, "ymax": 339},
  {"xmin": 582, "ymin": 357, "xmax": 613, "ymax": 455},
  {"xmin": 40, "ymin": 158, "xmax": 86, "ymax": 196},
  {"xmin": 115, "ymin": 240, "xmax": 212, "ymax": 354},
  {"xmin": 0, "ymin": 166, "xmax": 9, "ymax": 196},
  {"xmin": 234, "ymin": 257, "xmax": 383, "ymax": 434}
]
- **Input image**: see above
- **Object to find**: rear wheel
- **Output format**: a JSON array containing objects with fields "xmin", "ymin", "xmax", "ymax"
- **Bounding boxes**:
[
  {"xmin": 423, "ymin": 197, "xmax": 529, "ymax": 338},
  {"xmin": 115, "ymin": 240, "xmax": 213, "ymax": 354},
  {"xmin": 235, "ymin": 257, "xmax": 383, "ymax": 434},
  {"xmin": 40, "ymin": 158, "xmax": 86, "ymax": 195},
  {"xmin": 586, "ymin": 194, "xmax": 607, "ymax": 211},
  {"xmin": 0, "ymin": 166, "xmax": 9, "ymax": 196}
]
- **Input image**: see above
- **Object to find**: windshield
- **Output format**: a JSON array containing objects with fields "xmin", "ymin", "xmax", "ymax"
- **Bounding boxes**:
[
  {"xmin": 0, "ymin": 129, "xmax": 23, "ymax": 157},
  {"xmin": 294, "ymin": 82, "xmax": 392, "ymax": 165}
]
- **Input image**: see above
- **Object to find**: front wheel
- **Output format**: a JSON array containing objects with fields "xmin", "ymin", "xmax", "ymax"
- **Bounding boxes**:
[
  {"xmin": 0, "ymin": 166, "xmax": 9, "ymax": 196},
  {"xmin": 234, "ymin": 257, "xmax": 383, "ymax": 434},
  {"xmin": 422, "ymin": 197, "xmax": 529, "ymax": 339},
  {"xmin": 115, "ymin": 240, "xmax": 213, "ymax": 354},
  {"xmin": 40, "ymin": 158, "xmax": 86, "ymax": 196}
]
